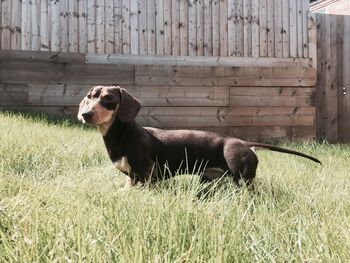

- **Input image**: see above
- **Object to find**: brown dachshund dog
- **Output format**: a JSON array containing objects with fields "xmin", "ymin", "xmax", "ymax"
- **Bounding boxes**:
[{"xmin": 78, "ymin": 85, "xmax": 321, "ymax": 189}]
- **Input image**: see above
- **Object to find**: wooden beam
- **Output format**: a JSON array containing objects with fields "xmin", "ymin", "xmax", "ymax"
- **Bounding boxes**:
[
  {"xmin": 86, "ymin": 53, "xmax": 312, "ymax": 67},
  {"xmin": 0, "ymin": 83, "xmax": 28, "ymax": 105},
  {"xmin": 0, "ymin": 50, "xmax": 85, "ymax": 63},
  {"xmin": 137, "ymin": 115, "xmax": 314, "ymax": 128}
]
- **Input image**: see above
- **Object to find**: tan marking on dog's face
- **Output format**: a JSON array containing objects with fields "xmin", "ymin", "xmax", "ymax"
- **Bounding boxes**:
[
  {"xmin": 77, "ymin": 86, "xmax": 120, "ymax": 133},
  {"xmin": 97, "ymin": 104, "xmax": 119, "ymax": 136}
]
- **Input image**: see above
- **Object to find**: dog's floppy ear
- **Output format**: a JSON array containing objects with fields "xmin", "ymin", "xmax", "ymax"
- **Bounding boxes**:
[{"xmin": 111, "ymin": 86, "xmax": 141, "ymax": 122}]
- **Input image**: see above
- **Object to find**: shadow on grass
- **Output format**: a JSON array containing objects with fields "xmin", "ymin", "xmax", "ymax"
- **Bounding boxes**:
[{"xmin": 0, "ymin": 107, "xmax": 94, "ymax": 130}]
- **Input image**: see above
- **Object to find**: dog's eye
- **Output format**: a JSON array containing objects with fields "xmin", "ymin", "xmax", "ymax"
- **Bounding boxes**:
[
  {"xmin": 87, "ymin": 94, "xmax": 91, "ymax": 99},
  {"xmin": 103, "ymin": 94, "xmax": 114, "ymax": 101}
]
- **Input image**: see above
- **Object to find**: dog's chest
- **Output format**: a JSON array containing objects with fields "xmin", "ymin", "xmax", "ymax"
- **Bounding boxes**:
[{"xmin": 114, "ymin": 157, "xmax": 131, "ymax": 174}]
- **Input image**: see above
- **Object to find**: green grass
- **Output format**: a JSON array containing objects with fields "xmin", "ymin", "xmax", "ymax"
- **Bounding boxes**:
[{"xmin": 1, "ymin": 111, "xmax": 350, "ymax": 262}]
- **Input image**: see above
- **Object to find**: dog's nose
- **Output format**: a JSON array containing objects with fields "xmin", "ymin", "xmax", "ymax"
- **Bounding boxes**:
[{"xmin": 82, "ymin": 111, "xmax": 94, "ymax": 122}]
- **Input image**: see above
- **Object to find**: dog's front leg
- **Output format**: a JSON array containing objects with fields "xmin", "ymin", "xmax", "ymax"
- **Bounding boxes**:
[
  {"xmin": 121, "ymin": 175, "xmax": 136, "ymax": 191},
  {"xmin": 122, "ymin": 168, "xmax": 146, "ymax": 190},
  {"xmin": 123, "ymin": 168, "xmax": 150, "ymax": 189}
]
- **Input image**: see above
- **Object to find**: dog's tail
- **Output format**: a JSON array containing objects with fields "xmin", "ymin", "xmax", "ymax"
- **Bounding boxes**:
[{"xmin": 246, "ymin": 142, "xmax": 322, "ymax": 164}]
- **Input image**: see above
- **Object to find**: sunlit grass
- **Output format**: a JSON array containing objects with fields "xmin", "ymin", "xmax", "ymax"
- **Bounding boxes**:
[{"xmin": 1, "ymin": 111, "xmax": 349, "ymax": 262}]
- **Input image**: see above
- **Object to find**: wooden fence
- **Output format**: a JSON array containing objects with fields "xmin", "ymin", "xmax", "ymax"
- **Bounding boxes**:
[
  {"xmin": 0, "ymin": 50, "xmax": 317, "ymax": 141},
  {"xmin": 315, "ymin": 13, "xmax": 350, "ymax": 143},
  {"xmin": 0, "ymin": 0, "xmax": 318, "ymax": 141},
  {"xmin": 0, "ymin": 0, "xmax": 310, "ymax": 58}
]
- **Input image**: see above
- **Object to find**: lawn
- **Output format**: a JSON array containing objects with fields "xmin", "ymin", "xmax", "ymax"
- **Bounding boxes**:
[{"xmin": 0, "ymin": 111, "xmax": 349, "ymax": 262}]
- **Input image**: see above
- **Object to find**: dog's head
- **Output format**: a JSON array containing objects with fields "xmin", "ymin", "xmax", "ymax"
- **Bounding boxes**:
[{"xmin": 77, "ymin": 85, "xmax": 141, "ymax": 130}]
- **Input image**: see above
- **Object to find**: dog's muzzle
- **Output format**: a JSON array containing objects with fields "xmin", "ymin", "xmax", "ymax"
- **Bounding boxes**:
[{"xmin": 82, "ymin": 111, "xmax": 94, "ymax": 123}]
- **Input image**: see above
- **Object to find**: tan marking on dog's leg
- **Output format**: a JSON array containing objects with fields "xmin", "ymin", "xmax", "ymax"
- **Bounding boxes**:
[
  {"xmin": 114, "ymin": 157, "xmax": 134, "ymax": 190},
  {"xmin": 115, "ymin": 158, "xmax": 153, "ymax": 188},
  {"xmin": 114, "ymin": 157, "xmax": 131, "ymax": 174}
]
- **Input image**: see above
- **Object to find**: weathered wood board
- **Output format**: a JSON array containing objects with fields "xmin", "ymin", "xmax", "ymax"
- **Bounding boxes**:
[{"xmin": 316, "ymin": 14, "xmax": 350, "ymax": 143}]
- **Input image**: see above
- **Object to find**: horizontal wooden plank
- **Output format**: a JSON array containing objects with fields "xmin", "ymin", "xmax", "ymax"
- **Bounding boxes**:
[
  {"xmin": 140, "ymin": 106, "xmax": 315, "ymax": 117},
  {"xmin": 1, "ymin": 106, "xmax": 79, "ymax": 117},
  {"xmin": 130, "ymin": 86, "xmax": 228, "ymax": 98},
  {"xmin": 3, "ymin": 83, "xmax": 316, "ymax": 109},
  {"xmin": 0, "ymin": 84, "xmax": 28, "ymax": 105},
  {"xmin": 172, "ymin": 66, "xmax": 317, "ymax": 78},
  {"xmin": 134, "ymin": 65, "xmax": 316, "ymax": 78},
  {"xmin": 0, "ymin": 50, "xmax": 85, "ymax": 64},
  {"xmin": 230, "ymin": 96, "xmax": 314, "ymax": 107},
  {"xmin": 27, "ymin": 85, "xmax": 87, "ymax": 106},
  {"xmin": 0, "ymin": 62, "xmax": 135, "ymax": 85},
  {"xmin": 128, "ymin": 86, "xmax": 229, "ymax": 106},
  {"xmin": 229, "ymin": 87, "xmax": 315, "ymax": 97},
  {"xmin": 87, "ymin": 54, "xmax": 312, "ymax": 67},
  {"xmin": 137, "ymin": 115, "xmax": 314, "ymax": 127},
  {"xmin": 224, "ymin": 126, "xmax": 316, "ymax": 140},
  {"xmin": 136, "ymin": 76, "xmax": 316, "ymax": 87},
  {"xmin": 194, "ymin": 126, "xmax": 316, "ymax": 140},
  {"xmin": 27, "ymin": 84, "xmax": 87, "ymax": 97},
  {"xmin": 135, "ymin": 66, "xmax": 317, "ymax": 87},
  {"xmin": 135, "ymin": 65, "xmax": 173, "ymax": 76},
  {"xmin": 22, "ymin": 84, "xmax": 229, "ymax": 106},
  {"xmin": 138, "ymin": 98, "xmax": 228, "ymax": 107}
]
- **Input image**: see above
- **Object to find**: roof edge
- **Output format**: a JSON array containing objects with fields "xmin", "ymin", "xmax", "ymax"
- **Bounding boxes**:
[{"xmin": 310, "ymin": 0, "xmax": 340, "ymax": 12}]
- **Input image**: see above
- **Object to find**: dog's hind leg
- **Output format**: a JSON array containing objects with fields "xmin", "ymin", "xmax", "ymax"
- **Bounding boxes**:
[
  {"xmin": 223, "ymin": 142, "xmax": 258, "ymax": 186},
  {"xmin": 220, "ymin": 158, "xmax": 241, "ymax": 185},
  {"xmin": 238, "ymin": 150, "xmax": 258, "ymax": 186}
]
